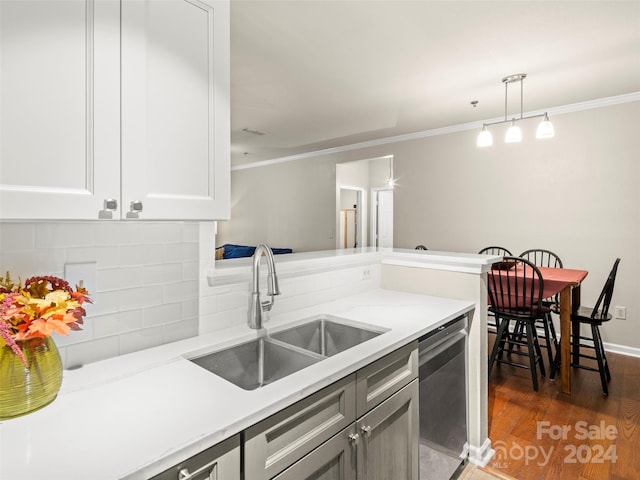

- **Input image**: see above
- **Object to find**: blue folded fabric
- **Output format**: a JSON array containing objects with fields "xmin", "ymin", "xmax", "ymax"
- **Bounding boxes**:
[
  {"xmin": 220, "ymin": 244, "xmax": 292, "ymax": 259},
  {"xmin": 221, "ymin": 244, "xmax": 256, "ymax": 259}
]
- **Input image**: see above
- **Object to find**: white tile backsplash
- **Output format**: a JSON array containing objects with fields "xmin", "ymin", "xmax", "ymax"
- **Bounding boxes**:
[
  {"xmin": 119, "ymin": 326, "xmax": 165, "ymax": 356},
  {"xmin": 119, "ymin": 244, "xmax": 164, "ymax": 266},
  {"xmin": 35, "ymin": 223, "xmax": 97, "ymax": 248},
  {"xmin": 143, "ymin": 302, "xmax": 183, "ymax": 327},
  {"xmin": 0, "ymin": 221, "xmax": 202, "ymax": 368},
  {"xmin": 143, "ymin": 263, "xmax": 184, "ymax": 285},
  {"xmin": 163, "ymin": 280, "xmax": 199, "ymax": 304},
  {"xmin": 162, "ymin": 317, "xmax": 199, "ymax": 344},
  {"xmin": 66, "ymin": 336, "xmax": 120, "ymax": 367},
  {"xmin": 98, "ymin": 266, "xmax": 143, "ymax": 291},
  {"xmin": 93, "ymin": 310, "xmax": 143, "ymax": 338},
  {"xmin": 2, "ymin": 219, "xmax": 381, "ymax": 369},
  {"xmin": 0, "ymin": 223, "xmax": 35, "ymax": 250},
  {"xmin": 119, "ymin": 285, "xmax": 165, "ymax": 311},
  {"xmin": 199, "ymin": 262, "xmax": 382, "ymax": 334},
  {"xmin": 67, "ymin": 246, "xmax": 120, "ymax": 268}
]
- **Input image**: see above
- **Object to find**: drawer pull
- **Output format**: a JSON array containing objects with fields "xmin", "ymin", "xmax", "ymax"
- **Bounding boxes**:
[
  {"xmin": 361, "ymin": 425, "xmax": 372, "ymax": 437},
  {"xmin": 348, "ymin": 432, "xmax": 360, "ymax": 446},
  {"xmin": 177, "ymin": 461, "xmax": 217, "ymax": 480}
]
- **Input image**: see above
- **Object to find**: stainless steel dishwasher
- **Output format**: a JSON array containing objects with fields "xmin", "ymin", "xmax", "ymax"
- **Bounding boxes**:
[{"xmin": 418, "ymin": 315, "xmax": 468, "ymax": 480}]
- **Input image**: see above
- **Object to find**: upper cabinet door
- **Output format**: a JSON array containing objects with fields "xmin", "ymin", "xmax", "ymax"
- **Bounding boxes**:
[
  {"xmin": 0, "ymin": 0, "xmax": 121, "ymax": 220},
  {"xmin": 121, "ymin": 0, "xmax": 230, "ymax": 220}
]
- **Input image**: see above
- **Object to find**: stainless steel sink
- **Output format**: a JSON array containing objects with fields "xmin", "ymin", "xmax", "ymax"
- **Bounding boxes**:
[
  {"xmin": 270, "ymin": 316, "xmax": 383, "ymax": 357},
  {"xmin": 189, "ymin": 338, "xmax": 323, "ymax": 390}
]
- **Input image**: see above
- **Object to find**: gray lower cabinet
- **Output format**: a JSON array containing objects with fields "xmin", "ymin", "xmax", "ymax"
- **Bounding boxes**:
[
  {"xmin": 244, "ymin": 375, "xmax": 357, "ymax": 480},
  {"xmin": 245, "ymin": 342, "xmax": 419, "ymax": 480},
  {"xmin": 273, "ymin": 424, "xmax": 358, "ymax": 480},
  {"xmin": 150, "ymin": 434, "xmax": 239, "ymax": 480},
  {"xmin": 355, "ymin": 380, "xmax": 419, "ymax": 480},
  {"xmin": 270, "ymin": 380, "xmax": 418, "ymax": 480}
]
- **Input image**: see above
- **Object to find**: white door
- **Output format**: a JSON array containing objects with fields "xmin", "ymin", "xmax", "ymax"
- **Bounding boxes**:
[
  {"xmin": 376, "ymin": 190, "xmax": 393, "ymax": 248},
  {"xmin": 340, "ymin": 209, "xmax": 357, "ymax": 248},
  {"xmin": 0, "ymin": 0, "xmax": 121, "ymax": 219},
  {"xmin": 120, "ymin": 0, "xmax": 230, "ymax": 220}
]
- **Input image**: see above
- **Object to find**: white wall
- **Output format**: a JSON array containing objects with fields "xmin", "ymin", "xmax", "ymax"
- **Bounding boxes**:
[
  {"xmin": 218, "ymin": 100, "xmax": 640, "ymax": 350},
  {"xmin": 0, "ymin": 221, "xmax": 202, "ymax": 367},
  {"xmin": 217, "ymin": 157, "xmax": 337, "ymax": 252},
  {"xmin": 217, "ymin": 155, "xmax": 393, "ymax": 252},
  {"xmin": 393, "ymin": 101, "xmax": 639, "ymax": 350}
]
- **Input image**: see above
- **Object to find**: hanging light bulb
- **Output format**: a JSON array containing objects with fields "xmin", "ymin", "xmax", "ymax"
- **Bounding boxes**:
[
  {"xmin": 536, "ymin": 113, "xmax": 555, "ymax": 139},
  {"xmin": 505, "ymin": 119, "xmax": 522, "ymax": 143},
  {"xmin": 385, "ymin": 158, "xmax": 394, "ymax": 188},
  {"xmin": 477, "ymin": 125, "xmax": 493, "ymax": 147}
]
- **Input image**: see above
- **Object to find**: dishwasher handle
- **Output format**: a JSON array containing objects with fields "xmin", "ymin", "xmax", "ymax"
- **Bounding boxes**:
[{"xmin": 419, "ymin": 329, "xmax": 466, "ymax": 367}]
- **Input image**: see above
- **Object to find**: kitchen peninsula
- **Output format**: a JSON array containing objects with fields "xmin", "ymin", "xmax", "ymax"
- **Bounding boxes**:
[{"xmin": 0, "ymin": 249, "xmax": 499, "ymax": 479}]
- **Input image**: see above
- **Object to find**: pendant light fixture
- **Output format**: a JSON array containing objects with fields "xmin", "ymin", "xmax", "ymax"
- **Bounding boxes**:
[
  {"xmin": 477, "ymin": 125, "xmax": 493, "ymax": 147},
  {"xmin": 385, "ymin": 157, "xmax": 394, "ymax": 188},
  {"xmin": 477, "ymin": 73, "xmax": 554, "ymax": 147},
  {"xmin": 536, "ymin": 112, "xmax": 555, "ymax": 139}
]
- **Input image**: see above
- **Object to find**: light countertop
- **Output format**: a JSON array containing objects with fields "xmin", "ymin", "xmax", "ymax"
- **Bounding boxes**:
[{"xmin": 0, "ymin": 288, "xmax": 474, "ymax": 480}]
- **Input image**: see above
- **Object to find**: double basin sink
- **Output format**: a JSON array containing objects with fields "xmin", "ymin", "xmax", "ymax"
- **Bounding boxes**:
[{"xmin": 189, "ymin": 316, "xmax": 385, "ymax": 390}]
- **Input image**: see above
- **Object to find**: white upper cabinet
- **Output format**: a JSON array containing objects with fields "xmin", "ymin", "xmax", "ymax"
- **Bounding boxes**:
[
  {"xmin": 0, "ymin": 0, "xmax": 230, "ymax": 220},
  {"xmin": 121, "ymin": 0, "xmax": 229, "ymax": 220},
  {"xmin": 0, "ymin": 0, "xmax": 120, "ymax": 219}
]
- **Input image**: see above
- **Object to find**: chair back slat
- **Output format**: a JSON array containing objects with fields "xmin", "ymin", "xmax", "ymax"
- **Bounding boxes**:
[
  {"xmin": 479, "ymin": 246, "xmax": 512, "ymax": 256},
  {"xmin": 591, "ymin": 258, "xmax": 621, "ymax": 320},
  {"xmin": 519, "ymin": 249, "xmax": 563, "ymax": 268},
  {"xmin": 487, "ymin": 257, "xmax": 545, "ymax": 319}
]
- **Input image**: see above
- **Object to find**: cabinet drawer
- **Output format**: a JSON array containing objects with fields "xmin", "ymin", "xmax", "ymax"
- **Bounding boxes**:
[
  {"xmin": 149, "ymin": 434, "xmax": 240, "ymax": 480},
  {"xmin": 244, "ymin": 374, "xmax": 356, "ymax": 480},
  {"xmin": 355, "ymin": 342, "xmax": 418, "ymax": 417},
  {"xmin": 272, "ymin": 424, "xmax": 357, "ymax": 480}
]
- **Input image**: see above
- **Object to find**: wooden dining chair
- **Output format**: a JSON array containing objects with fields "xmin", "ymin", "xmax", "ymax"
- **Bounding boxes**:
[
  {"xmin": 569, "ymin": 258, "xmax": 620, "ymax": 395},
  {"xmin": 479, "ymin": 246, "xmax": 513, "ymax": 335},
  {"xmin": 517, "ymin": 249, "xmax": 563, "ymax": 373},
  {"xmin": 488, "ymin": 256, "xmax": 548, "ymax": 391}
]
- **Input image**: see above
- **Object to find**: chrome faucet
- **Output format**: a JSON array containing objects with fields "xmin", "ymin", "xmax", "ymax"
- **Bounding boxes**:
[{"xmin": 248, "ymin": 244, "xmax": 281, "ymax": 329}]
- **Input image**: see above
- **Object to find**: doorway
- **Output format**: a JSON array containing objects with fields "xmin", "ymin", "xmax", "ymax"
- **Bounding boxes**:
[
  {"xmin": 339, "ymin": 188, "xmax": 363, "ymax": 248},
  {"xmin": 372, "ymin": 188, "xmax": 393, "ymax": 248},
  {"xmin": 335, "ymin": 156, "xmax": 393, "ymax": 250}
]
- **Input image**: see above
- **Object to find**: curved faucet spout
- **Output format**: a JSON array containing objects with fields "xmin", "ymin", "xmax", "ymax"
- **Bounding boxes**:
[{"xmin": 248, "ymin": 244, "xmax": 281, "ymax": 329}]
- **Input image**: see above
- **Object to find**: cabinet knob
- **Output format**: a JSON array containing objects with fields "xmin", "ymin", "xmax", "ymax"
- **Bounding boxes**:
[
  {"xmin": 99, "ymin": 198, "xmax": 118, "ymax": 219},
  {"xmin": 348, "ymin": 432, "xmax": 360, "ymax": 445},
  {"xmin": 126, "ymin": 200, "xmax": 143, "ymax": 219},
  {"xmin": 361, "ymin": 425, "xmax": 372, "ymax": 437}
]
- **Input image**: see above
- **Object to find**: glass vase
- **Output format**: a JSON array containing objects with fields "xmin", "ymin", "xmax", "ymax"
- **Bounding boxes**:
[{"xmin": 0, "ymin": 337, "xmax": 63, "ymax": 420}]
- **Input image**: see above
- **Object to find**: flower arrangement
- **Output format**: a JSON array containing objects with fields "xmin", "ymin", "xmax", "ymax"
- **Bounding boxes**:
[{"xmin": 0, "ymin": 272, "xmax": 91, "ymax": 366}]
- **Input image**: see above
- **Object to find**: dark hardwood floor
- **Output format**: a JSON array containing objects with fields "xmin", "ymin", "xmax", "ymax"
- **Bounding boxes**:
[{"xmin": 487, "ymin": 338, "xmax": 640, "ymax": 480}]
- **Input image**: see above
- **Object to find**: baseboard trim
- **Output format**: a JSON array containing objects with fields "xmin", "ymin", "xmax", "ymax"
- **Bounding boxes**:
[
  {"xmin": 604, "ymin": 341, "xmax": 640, "ymax": 358},
  {"xmin": 467, "ymin": 438, "xmax": 495, "ymax": 467}
]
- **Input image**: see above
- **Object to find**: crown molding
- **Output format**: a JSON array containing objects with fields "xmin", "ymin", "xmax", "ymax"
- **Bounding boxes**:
[{"xmin": 232, "ymin": 92, "xmax": 640, "ymax": 171}]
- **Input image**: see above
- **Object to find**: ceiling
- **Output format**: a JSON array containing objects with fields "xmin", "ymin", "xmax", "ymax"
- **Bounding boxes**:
[{"xmin": 230, "ymin": 0, "xmax": 640, "ymax": 167}]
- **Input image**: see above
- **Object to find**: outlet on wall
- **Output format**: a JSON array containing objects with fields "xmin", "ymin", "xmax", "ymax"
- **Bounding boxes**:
[
  {"xmin": 614, "ymin": 306, "xmax": 626, "ymax": 320},
  {"xmin": 360, "ymin": 267, "xmax": 372, "ymax": 280},
  {"xmin": 64, "ymin": 262, "xmax": 97, "ymax": 314}
]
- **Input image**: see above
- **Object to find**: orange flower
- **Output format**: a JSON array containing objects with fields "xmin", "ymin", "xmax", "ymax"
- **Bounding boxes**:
[{"xmin": 0, "ymin": 274, "xmax": 91, "ymax": 361}]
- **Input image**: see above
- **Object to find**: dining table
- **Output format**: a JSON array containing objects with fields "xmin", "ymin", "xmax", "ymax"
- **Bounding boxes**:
[{"xmin": 488, "ymin": 264, "xmax": 589, "ymax": 394}]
